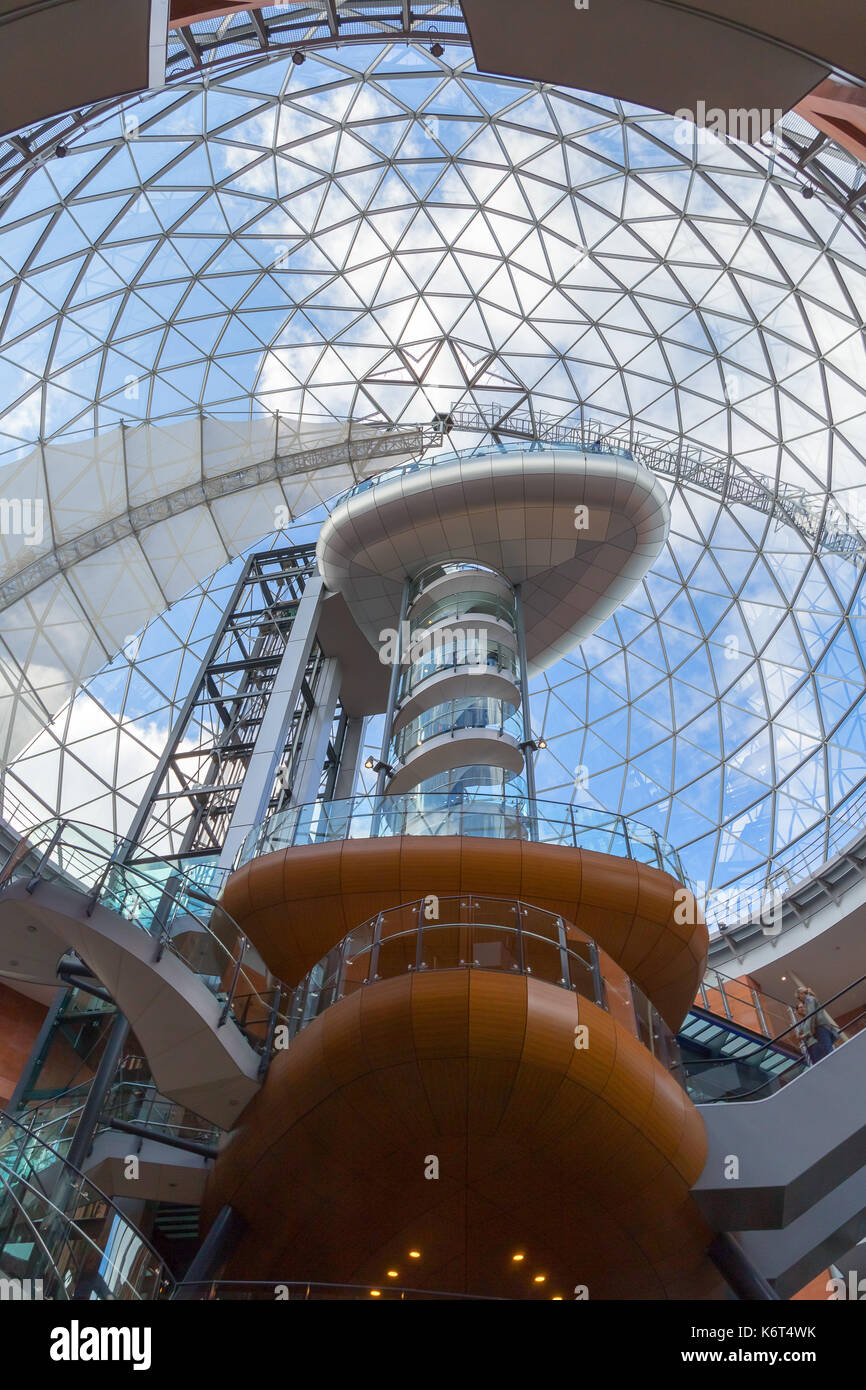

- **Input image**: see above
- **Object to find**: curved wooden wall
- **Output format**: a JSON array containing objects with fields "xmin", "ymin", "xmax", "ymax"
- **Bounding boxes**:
[
  {"xmin": 204, "ymin": 972, "xmax": 720, "ymax": 1299},
  {"xmin": 222, "ymin": 838, "xmax": 707, "ymax": 1029}
]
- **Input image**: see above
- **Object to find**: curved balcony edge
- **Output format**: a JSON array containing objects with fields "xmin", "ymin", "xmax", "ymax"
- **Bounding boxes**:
[{"xmin": 235, "ymin": 792, "xmax": 691, "ymax": 885}]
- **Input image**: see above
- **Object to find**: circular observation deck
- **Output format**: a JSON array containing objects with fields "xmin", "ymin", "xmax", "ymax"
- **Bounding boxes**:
[
  {"xmin": 225, "ymin": 794, "xmax": 706, "ymax": 1030},
  {"xmin": 317, "ymin": 445, "xmax": 670, "ymax": 674}
]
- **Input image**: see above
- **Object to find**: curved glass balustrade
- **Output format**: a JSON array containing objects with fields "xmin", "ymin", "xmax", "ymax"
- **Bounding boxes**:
[
  {"xmin": 408, "ymin": 560, "xmax": 509, "ymax": 607},
  {"xmin": 410, "ymin": 766, "xmax": 526, "ymax": 799},
  {"xmin": 9, "ymin": 1081, "xmax": 220, "ymax": 1176},
  {"xmin": 398, "ymin": 636, "xmax": 519, "ymax": 703},
  {"xmin": 0, "ymin": 1108, "xmax": 172, "ymax": 1300},
  {"xmin": 0, "ymin": 820, "xmax": 271, "ymax": 1055},
  {"xmin": 236, "ymin": 793, "xmax": 690, "ymax": 883},
  {"xmin": 334, "ymin": 443, "xmax": 635, "ymax": 510},
  {"xmin": 274, "ymin": 895, "xmax": 677, "ymax": 1075},
  {"xmin": 409, "ymin": 589, "xmax": 517, "ymax": 635},
  {"xmin": 391, "ymin": 697, "xmax": 522, "ymax": 765}
]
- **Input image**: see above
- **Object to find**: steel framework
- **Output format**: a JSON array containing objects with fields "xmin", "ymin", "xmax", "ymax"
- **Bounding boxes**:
[
  {"xmin": 125, "ymin": 542, "xmax": 320, "ymax": 863},
  {"xmin": 446, "ymin": 407, "xmax": 866, "ymax": 561}
]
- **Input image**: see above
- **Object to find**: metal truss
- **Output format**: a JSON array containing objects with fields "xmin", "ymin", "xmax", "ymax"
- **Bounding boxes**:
[
  {"xmin": 448, "ymin": 407, "xmax": 866, "ymax": 561},
  {"xmin": 0, "ymin": 421, "xmax": 439, "ymax": 613},
  {"xmin": 125, "ymin": 542, "xmax": 318, "ymax": 862},
  {"xmin": 0, "ymin": 3, "xmax": 471, "ymax": 202},
  {"xmin": 0, "ymin": 1, "xmax": 864, "ymax": 243}
]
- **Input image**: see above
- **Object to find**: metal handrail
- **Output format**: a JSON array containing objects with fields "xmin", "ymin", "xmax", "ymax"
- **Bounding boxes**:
[
  {"xmin": 236, "ymin": 792, "xmax": 690, "ymax": 883},
  {"xmin": 10, "ymin": 1079, "xmax": 219, "ymax": 1155},
  {"xmin": 277, "ymin": 894, "xmax": 676, "ymax": 1075},
  {"xmin": 680, "ymin": 970, "xmax": 866, "ymax": 1100},
  {"xmin": 0, "ymin": 1105, "xmax": 173, "ymax": 1299},
  {"xmin": 0, "ymin": 819, "xmax": 271, "ymax": 1053}
]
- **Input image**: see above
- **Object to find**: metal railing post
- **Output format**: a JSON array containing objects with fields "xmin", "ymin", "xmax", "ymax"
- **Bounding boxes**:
[
  {"xmin": 650, "ymin": 828, "xmax": 662, "ymax": 871},
  {"xmin": 369, "ymin": 912, "xmax": 383, "ymax": 982},
  {"xmin": 84, "ymin": 835, "xmax": 125, "ymax": 917},
  {"xmin": 716, "ymin": 969, "xmax": 733, "ymax": 1021},
  {"xmin": 219, "ymin": 936, "xmax": 247, "ymax": 1027},
  {"xmin": 589, "ymin": 941, "xmax": 604, "ymax": 1006},
  {"xmin": 556, "ymin": 916, "xmax": 571, "ymax": 988},
  {"xmin": 258, "ymin": 985, "xmax": 283, "ymax": 1079},
  {"xmin": 415, "ymin": 899, "xmax": 424, "ymax": 972},
  {"xmin": 516, "ymin": 902, "xmax": 525, "ymax": 976},
  {"xmin": 621, "ymin": 815, "xmax": 633, "ymax": 860},
  {"xmin": 751, "ymin": 985, "xmax": 769, "ymax": 1038},
  {"xmin": 25, "ymin": 819, "xmax": 66, "ymax": 894}
]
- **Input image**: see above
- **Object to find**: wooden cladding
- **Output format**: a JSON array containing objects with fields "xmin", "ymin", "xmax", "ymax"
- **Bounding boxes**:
[{"xmin": 222, "ymin": 837, "xmax": 707, "ymax": 1029}]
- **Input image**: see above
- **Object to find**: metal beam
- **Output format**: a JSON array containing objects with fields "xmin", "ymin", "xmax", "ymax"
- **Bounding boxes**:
[
  {"xmin": 0, "ymin": 424, "xmax": 437, "ymax": 613},
  {"xmin": 102, "ymin": 1116, "xmax": 218, "ymax": 1160},
  {"xmin": 177, "ymin": 26, "xmax": 202, "ymax": 66},
  {"xmin": 447, "ymin": 407, "xmax": 866, "ymax": 561},
  {"xmin": 249, "ymin": 8, "xmax": 268, "ymax": 49}
]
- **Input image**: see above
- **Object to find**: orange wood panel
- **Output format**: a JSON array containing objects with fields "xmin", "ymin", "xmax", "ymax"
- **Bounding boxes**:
[
  {"xmin": 205, "ymin": 970, "xmax": 719, "ymax": 1300},
  {"xmin": 0, "ymin": 982, "xmax": 47, "ymax": 1108},
  {"xmin": 222, "ymin": 837, "xmax": 707, "ymax": 1028}
]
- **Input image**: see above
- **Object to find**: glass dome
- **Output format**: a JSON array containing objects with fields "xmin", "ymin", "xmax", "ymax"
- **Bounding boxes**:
[{"xmin": 0, "ymin": 41, "xmax": 864, "ymax": 932}]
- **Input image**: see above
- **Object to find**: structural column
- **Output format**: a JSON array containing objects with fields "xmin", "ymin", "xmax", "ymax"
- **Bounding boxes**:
[
  {"xmin": 218, "ymin": 576, "xmax": 325, "ymax": 870},
  {"xmin": 515, "ymin": 583, "xmax": 537, "ymax": 804},
  {"xmin": 289, "ymin": 656, "xmax": 342, "ymax": 808},
  {"xmin": 332, "ymin": 716, "xmax": 365, "ymax": 800}
]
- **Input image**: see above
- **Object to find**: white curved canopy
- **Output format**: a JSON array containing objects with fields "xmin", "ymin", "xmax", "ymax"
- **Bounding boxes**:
[{"xmin": 0, "ymin": 414, "xmax": 424, "ymax": 766}]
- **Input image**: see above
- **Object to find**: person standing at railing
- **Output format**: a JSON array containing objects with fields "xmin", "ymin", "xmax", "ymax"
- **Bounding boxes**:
[{"xmin": 795, "ymin": 985, "xmax": 843, "ymax": 1063}]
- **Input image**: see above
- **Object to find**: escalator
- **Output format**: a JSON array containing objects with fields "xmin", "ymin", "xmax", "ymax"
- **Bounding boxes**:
[{"xmin": 686, "ymin": 972, "xmax": 866, "ymax": 1297}]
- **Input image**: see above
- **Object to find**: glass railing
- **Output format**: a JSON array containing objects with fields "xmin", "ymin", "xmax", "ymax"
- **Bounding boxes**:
[
  {"xmin": 398, "ymin": 637, "xmax": 519, "ymax": 702},
  {"xmin": 0, "ymin": 819, "xmax": 272, "ymax": 1057},
  {"xmin": 410, "ymin": 767, "xmax": 526, "ymax": 799},
  {"xmin": 236, "ymin": 793, "xmax": 690, "ymax": 882},
  {"xmin": 333, "ymin": 441, "xmax": 636, "ymax": 512},
  {"xmin": 272, "ymin": 895, "xmax": 678, "ymax": 1075},
  {"xmin": 408, "ymin": 560, "xmax": 509, "ymax": 607},
  {"xmin": 678, "ymin": 971, "xmax": 866, "ymax": 1103},
  {"xmin": 694, "ymin": 968, "xmax": 799, "ymax": 1042},
  {"xmin": 6, "ymin": 1080, "xmax": 220, "ymax": 1175},
  {"xmin": 391, "ymin": 696, "xmax": 522, "ymax": 765},
  {"xmin": 409, "ymin": 589, "xmax": 517, "ymax": 634},
  {"xmin": 0, "ymin": 1107, "xmax": 173, "ymax": 1300}
]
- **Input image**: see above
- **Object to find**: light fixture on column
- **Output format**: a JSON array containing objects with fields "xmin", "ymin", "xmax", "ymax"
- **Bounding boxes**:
[{"xmin": 365, "ymin": 757, "xmax": 393, "ymax": 775}]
